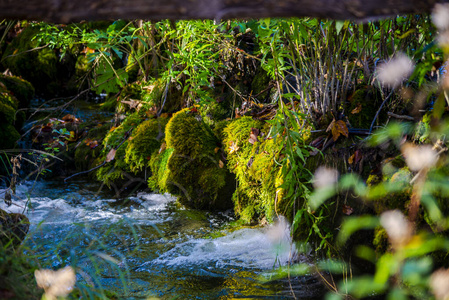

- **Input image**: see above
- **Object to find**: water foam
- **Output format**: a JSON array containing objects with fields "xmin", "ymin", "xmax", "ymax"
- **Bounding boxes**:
[{"xmin": 145, "ymin": 217, "xmax": 295, "ymax": 270}]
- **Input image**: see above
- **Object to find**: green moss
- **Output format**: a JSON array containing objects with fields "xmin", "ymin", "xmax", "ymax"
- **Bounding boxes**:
[
  {"xmin": 95, "ymin": 112, "xmax": 145, "ymax": 185},
  {"xmin": 74, "ymin": 123, "xmax": 110, "ymax": 171},
  {"xmin": 0, "ymin": 93, "xmax": 17, "ymax": 125},
  {"xmin": 251, "ymin": 68, "xmax": 271, "ymax": 99},
  {"xmin": 125, "ymin": 117, "xmax": 168, "ymax": 173},
  {"xmin": 372, "ymin": 167, "xmax": 412, "ymax": 214},
  {"xmin": 103, "ymin": 112, "xmax": 145, "ymax": 149},
  {"xmin": 223, "ymin": 116, "xmax": 283, "ymax": 223},
  {"xmin": 141, "ymin": 78, "xmax": 165, "ymax": 108},
  {"xmin": 346, "ymin": 86, "xmax": 380, "ymax": 128},
  {"xmin": 148, "ymin": 148, "xmax": 174, "ymax": 192},
  {"xmin": 164, "ymin": 108, "xmax": 232, "ymax": 210},
  {"xmin": 0, "ymin": 123, "xmax": 20, "ymax": 149},
  {"xmin": 0, "ymin": 74, "xmax": 34, "ymax": 108}
]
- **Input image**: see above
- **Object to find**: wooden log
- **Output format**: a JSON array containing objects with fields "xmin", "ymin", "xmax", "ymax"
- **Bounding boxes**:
[{"xmin": 0, "ymin": 0, "xmax": 441, "ymax": 23}]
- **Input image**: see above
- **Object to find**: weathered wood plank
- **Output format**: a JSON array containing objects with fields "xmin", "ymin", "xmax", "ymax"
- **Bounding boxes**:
[{"xmin": 0, "ymin": 0, "xmax": 440, "ymax": 23}]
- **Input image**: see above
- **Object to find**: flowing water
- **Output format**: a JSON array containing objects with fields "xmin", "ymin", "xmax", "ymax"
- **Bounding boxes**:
[{"xmin": 1, "ymin": 180, "xmax": 324, "ymax": 299}]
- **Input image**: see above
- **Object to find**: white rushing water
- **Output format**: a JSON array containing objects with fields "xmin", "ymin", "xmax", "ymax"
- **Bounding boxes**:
[
  {"xmin": 1, "ymin": 181, "xmax": 295, "ymax": 271},
  {"xmin": 0, "ymin": 180, "xmax": 318, "ymax": 299}
]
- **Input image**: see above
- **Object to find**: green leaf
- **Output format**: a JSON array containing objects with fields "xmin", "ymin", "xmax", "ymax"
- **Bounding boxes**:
[
  {"xmin": 337, "ymin": 215, "xmax": 379, "ymax": 245},
  {"xmin": 309, "ymin": 186, "xmax": 336, "ymax": 210},
  {"xmin": 335, "ymin": 21, "xmax": 345, "ymax": 35}
]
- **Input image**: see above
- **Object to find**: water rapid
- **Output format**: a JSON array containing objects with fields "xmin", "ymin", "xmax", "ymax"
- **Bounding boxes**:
[{"xmin": 0, "ymin": 180, "xmax": 324, "ymax": 299}]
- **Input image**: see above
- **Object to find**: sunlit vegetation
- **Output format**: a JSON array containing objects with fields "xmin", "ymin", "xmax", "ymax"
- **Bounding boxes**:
[{"xmin": 1, "ymin": 6, "xmax": 449, "ymax": 299}]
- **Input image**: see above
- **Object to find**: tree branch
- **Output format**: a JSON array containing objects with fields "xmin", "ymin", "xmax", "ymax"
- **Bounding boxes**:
[{"xmin": 0, "ymin": 0, "xmax": 441, "ymax": 23}]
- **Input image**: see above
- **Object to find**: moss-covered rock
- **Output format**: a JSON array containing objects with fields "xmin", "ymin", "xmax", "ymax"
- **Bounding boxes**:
[
  {"xmin": 223, "ymin": 116, "xmax": 284, "ymax": 223},
  {"xmin": 95, "ymin": 112, "xmax": 146, "ymax": 185},
  {"xmin": 0, "ymin": 84, "xmax": 21, "ymax": 149},
  {"xmin": 125, "ymin": 117, "xmax": 168, "ymax": 173},
  {"xmin": 1, "ymin": 25, "xmax": 57, "ymax": 95},
  {"xmin": 164, "ymin": 108, "xmax": 233, "ymax": 210},
  {"xmin": 1, "ymin": 24, "xmax": 80, "ymax": 96},
  {"xmin": 0, "ymin": 74, "xmax": 34, "ymax": 108}
]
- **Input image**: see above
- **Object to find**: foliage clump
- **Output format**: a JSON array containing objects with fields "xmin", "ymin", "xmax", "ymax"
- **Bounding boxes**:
[{"xmin": 164, "ymin": 108, "xmax": 233, "ymax": 210}]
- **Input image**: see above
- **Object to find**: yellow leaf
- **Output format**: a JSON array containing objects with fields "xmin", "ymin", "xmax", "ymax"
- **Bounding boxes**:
[
  {"xmin": 331, "ymin": 120, "xmax": 349, "ymax": 141},
  {"xmin": 348, "ymin": 153, "xmax": 355, "ymax": 164}
]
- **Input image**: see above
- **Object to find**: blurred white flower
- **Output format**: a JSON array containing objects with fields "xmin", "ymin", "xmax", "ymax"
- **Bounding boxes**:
[
  {"xmin": 313, "ymin": 166, "xmax": 339, "ymax": 189},
  {"xmin": 430, "ymin": 268, "xmax": 449, "ymax": 300},
  {"xmin": 377, "ymin": 53, "xmax": 414, "ymax": 88},
  {"xmin": 401, "ymin": 143, "xmax": 438, "ymax": 172},
  {"xmin": 433, "ymin": 4, "xmax": 449, "ymax": 31},
  {"xmin": 266, "ymin": 216, "xmax": 290, "ymax": 245},
  {"xmin": 438, "ymin": 31, "xmax": 449, "ymax": 48},
  {"xmin": 35, "ymin": 266, "xmax": 76, "ymax": 300},
  {"xmin": 380, "ymin": 210, "xmax": 413, "ymax": 248}
]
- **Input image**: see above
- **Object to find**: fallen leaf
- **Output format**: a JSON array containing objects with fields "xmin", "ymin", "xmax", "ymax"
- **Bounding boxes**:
[
  {"xmin": 121, "ymin": 99, "xmax": 140, "ymax": 110},
  {"xmin": 326, "ymin": 119, "xmax": 336, "ymax": 133},
  {"xmin": 62, "ymin": 114, "xmax": 79, "ymax": 123},
  {"xmin": 342, "ymin": 204, "xmax": 354, "ymax": 215},
  {"xmin": 331, "ymin": 120, "xmax": 349, "ymax": 141},
  {"xmin": 351, "ymin": 103, "xmax": 362, "ymax": 114},
  {"xmin": 348, "ymin": 153, "xmax": 355, "ymax": 164},
  {"xmin": 159, "ymin": 142, "xmax": 166, "ymax": 154},
  {"xmin": 106, "ymin": 149, "xmax": 116, "ymax": 162},
  {"xmin": 219, "ymin": 160, "xmax": 224, "ymax": 168},
  {"xmin": 249, "ymin": 128, "xmax": 260, "ymax": 144},
  {"xmin": 214, "ymin": 147, "xmax": 220, "ymax": 154},
  {"xmin": 353, "ymin": 149, "xmax": 362, "ymax": 164}
]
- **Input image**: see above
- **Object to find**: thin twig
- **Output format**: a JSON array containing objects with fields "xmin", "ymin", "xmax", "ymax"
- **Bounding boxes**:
[{"xmin": 369, "ymin": 88, "xmax": 395, "ymax": 134}]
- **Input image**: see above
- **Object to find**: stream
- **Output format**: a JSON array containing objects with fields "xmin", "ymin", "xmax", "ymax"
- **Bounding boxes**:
[{"xmin": 0, "ymin": 179, "xmax": 324, "ymax": 299}]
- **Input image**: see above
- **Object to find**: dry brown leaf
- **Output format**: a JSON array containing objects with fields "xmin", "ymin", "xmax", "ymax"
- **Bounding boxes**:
[
  {"xmin": 121, "ymin": 99, "xmax": 140, "ymax": 110},
  {"xmin": 331, "ymin": 120, "xmax": 349, "ymax": 141},
  {"xmin": 326, "ymin": 119, "xmax": 336, "ymax": 133},
  {"xmin": 159, "ymin": 142, "xmax": 166, "ymax": 154},
  {"xmin": 249, "ymin": 128, "xmax": 260, "ymax": 144},
  {"xmin": 214, "ymin": 147, "xmax": 220, "ymax": 154},
  {"xmin": 219, "ymin": 160, "xmax": 224, "ymax": 168},
  {"xmin": 348, "ymin": 153, "xmax": 355, "ymax": 164},
  {"xmin": 106, "ymin": 149, "xmax": 116, "ymax": 162},
  {"xmin": 351, "ymin": 103, "xmax": 362, "ymax": 114},
  {"xmin": 62, "ymin": 114, "xmax": 78, "ymax": 122}
]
